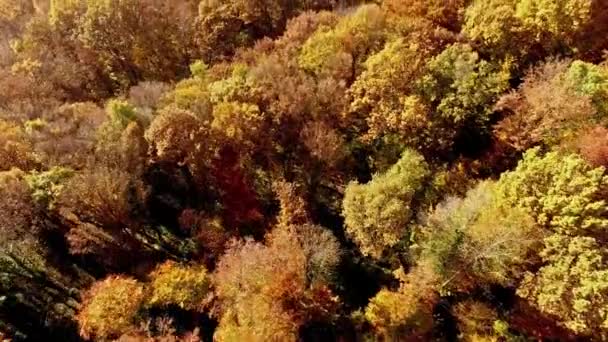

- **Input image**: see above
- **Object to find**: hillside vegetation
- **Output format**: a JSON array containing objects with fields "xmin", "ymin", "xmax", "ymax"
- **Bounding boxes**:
[{"xmin": 1, "ymin": 0, "xmax": 608, "ymax": 341}]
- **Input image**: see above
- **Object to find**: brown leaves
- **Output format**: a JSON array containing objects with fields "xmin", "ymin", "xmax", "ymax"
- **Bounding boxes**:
[
  {"xmin": 58, "ymin": 167, "xmax": 146, "ymax": 267},
  {"xmin": 576, "ymin": 125, "xmax": 608, "ymax": 168},
  {"xmin": 494, "ymin": 60, "xmax": 595, "ymax": 151}
]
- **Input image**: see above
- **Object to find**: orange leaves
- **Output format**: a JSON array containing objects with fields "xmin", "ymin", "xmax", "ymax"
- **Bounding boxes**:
[{"xmin": 213, "ymin": 225, "xmax": 341, "ymax": 341}]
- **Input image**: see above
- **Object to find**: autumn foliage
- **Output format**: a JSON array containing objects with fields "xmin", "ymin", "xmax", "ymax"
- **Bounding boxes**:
[{"xmin": 2, "ymin": 0, "xmax": 608, "ymax": 341}]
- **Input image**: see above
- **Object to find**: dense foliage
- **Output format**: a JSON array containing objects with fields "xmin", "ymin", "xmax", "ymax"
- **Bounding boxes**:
[{"xmin": 1, "ymin": 0, "xmax": 608, "ymax": 341}]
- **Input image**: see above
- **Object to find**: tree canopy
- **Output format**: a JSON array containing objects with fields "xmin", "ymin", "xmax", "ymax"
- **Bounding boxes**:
[{"xmin": 2, "ymin": 1, "xmax": 608, "ymax": 341}]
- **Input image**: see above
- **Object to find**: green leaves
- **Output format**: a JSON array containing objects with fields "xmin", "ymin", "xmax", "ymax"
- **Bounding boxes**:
[
  {"xmin": 418, "ymin": 43, "xmax": 511, "ymax": 126},
  {"xmin": 495, "ymin": 148, "xmax": 608, "ymax": 236},
  {"xmin": 517, "ymin": 235, "xmax": 608, "ymax": 337},
  {"xmin": 299, "ymin": 4, "xmax": 386, "ymax": 79},
  {"xmin": 566, "ymin": 60, "xmax": 608, "ymax": 118},
  {"xmin": 24, "ymin": 166, "xmax": 74, "ymax": 209},
  {"xmin": 343, "ymin": 149, "xmax": 430, "ymax": 258}
]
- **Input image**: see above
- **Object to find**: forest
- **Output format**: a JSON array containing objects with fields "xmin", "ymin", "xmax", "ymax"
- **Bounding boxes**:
[{"xmin": 1, "ymin": 0, "xmax": 608, "ymax": 341}]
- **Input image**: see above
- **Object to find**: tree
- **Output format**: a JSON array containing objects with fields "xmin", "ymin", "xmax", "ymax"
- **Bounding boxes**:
[
  {"xmin": 195, "ymin": 0, "xmax": 337, "ymax": 62},
  {"xmin": 363, "ymin": 266, "xmax": 438, "ymax": 340},
  {"xmin": 418, "ymin": 43, "xmax": 511, "ymax": 131},
  {"xmin": 576, "ymin": 125, "xmax": 608, "ymax": 168},
  {"xmin": 77, "ymin": 0, "xmax": 194, "ymax": 90},
  {"xmin": 14, "ymin": 0, "xmax": 197, "ymax": 100},
  {"xmin": 0, "ymin": 170, "xmax": 80, "ymax": 340},
  {"xmin": 24, "ymin": 166, "xmax": 74, "ymax": 210},
  {"xmin": 515, "ymin": 0, "xmax": 591, "ymax": 41},
  {"xmin": 494, "ymin": 60, "xmax": 595, "ymax": 151},
  {"xmin": 452, "ymin": 300, "xmax": 500, "ymax": 342},
  {"xmin": 342, "ymin": 149, "xmax": 430, "ymax": 259},
  {"xmin": 517, "ymin": 234, "xmax": 608, "ymax": 338},
  {"xmin": 145, "ymin": 107, "xmax": 210, "ymax": 186},
  {"xmin": 273, "ymin": 10, "xmax": 339, "ymax": 54},
  {"xmin": 0, "ymin": 120, "xmax": 35, "ymax": 171},
  {"xmin": 463, "ymin": 0, "xmax": 593, "ymax": 64},
  {"xmin": 128, "ymin": 81, "xmax": 171, "ymax": 118},
  {"xmin": 147, "ymin": 261, "xmax": 211, "ymax": 311},
  {"xmin": 463, "ymin": 0, "xmax": 521, "ymax": 52},
  {"xmin": 213, "ymin": 224, "xmax": 341, "ymax": 341},
  {"xmin": 77, "ymin": 275, "xmax": 145, "ymax": 340},
  {"xmin": 492, "ymin": 148, "xmax": 608, "ymax": 336},
  {"xmin": 494, "ymin": 148, "xmax": 608, "ymax": 237},
  {"xmin": 420, "ymin": 181, "xmax": 540, "ymax": 291},
  {"xmin": 211, "ymin": 101, "xmax": 263, "ymax": 148},
  {"xmin": 346, "ymin": 39, "xmax": 448, "ymax": 155},
  {"xmin": 382, "ymin": 0, "xmax": 468, "ymax": 32},
  {"xmin": 298, "ymin": 4, "xmax": 386, "ymax": 81},
  {"xmin": 564, "ymin": 60, "xmax": 608, "ymax": 119},
  {"xmin": 24, "ymin": 102, "xmax": 105, "ymax": 168},
  {"xmin": 57, "ymin": 167, "xmax": 147, "ymax": 268}
]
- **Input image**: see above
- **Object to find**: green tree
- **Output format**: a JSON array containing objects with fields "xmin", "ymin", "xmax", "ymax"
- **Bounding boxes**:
[
  {"xmin": 517, "ymin": 234, "xmax": 608, "ymax": 338},
  {"xmin": 342, "ymin": 149, "xmax": 430, "ymax": 259},
  {"xmin": 418, "ymin": 43, "xmax": 511, "ymax": 130},
  {"xmin": 463, "ymin": 0, "xmax": 593, "ymax": 64},
  {"xmin": 493, "ymin": 148, "xmax": 608, "ymax": 336},
  {"xmin": 565, "ymin": 60, "xmax": 608, "ymax": 119},
  {"xmin": 298, "ymin": 4, "xmax": 386, "ymax": 80},
  {"xmin": 494, "ymin": 148, "xmax": 608, "ymax": 236}
]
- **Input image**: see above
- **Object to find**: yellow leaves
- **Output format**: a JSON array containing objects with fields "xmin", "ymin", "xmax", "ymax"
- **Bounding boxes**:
[
  {"xmin": 211, "ymin": 101, "xmax": 263, "ymax": 145},
  {"xmin": 10, "ymin": 58, "xmax": 41, "ymax": 77},
  {"xmin": 364, "ymin": 265, "xmax": 438, "ymax": 339},
  {"xmin": 145, "ymin": 107, "xmax": 207, "ymax": 166},
  {"xmin": 463, "ymin": 0, "xmax": 592, "ymax": 60},
  {"xmin": 147, "ymin": 261, "xmax": 211, "ymax": 311},
  {"xmin": 515, "ymin": 0, "xmax": 592, "ymax": 37},
  {"xmin": 517, "ymin": 235, "xmax": 608, "ymax": 337},
  {"xmin": 0, "ymin": 119, "xmax": 34, "ymax": 171},
  {"xmin": 365, "ymin": 290, "xmax": 418, "ymax": 331},
  {"xmin": 49, "ymin": 0, "xmax": 83, "ymax": 24},
  {"xmin": 453, "ymin": 300, "xmax": 499, "ymax": 341},
  {"xmin": 463, "ymin": 0, "xmax": 519, "ymax": 47},
  {"xmin": 364, "ymin": 95, "xmax": 430, "ymax": 142},
  {"xmin": 342, "ymin": 149, "xmax": 429, "ymax": 258},
  {"xmin": 492, "ymin": 149, "xmax": 608, "ymax": 336},
  {"xmin": 77, "ymin": 262, "xmax": 212, "ymax": 340},
  {"xmin": 495, "ymin": 148, "xmax": 608, "ymax": 236},
  {"xmin": 0, "ymin": 0, "xmax": 23, "ymax": 21},
  {"xmin": 298, "ymin": 26, "xmax": 348, "ymax": 77},
  {"xmin": 78, "ymin": 275, "xmax": 145, "ymax": 340},
  {"xmin": 298, "ymin": 4, "xmax": 386, "ymax": 78}
]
